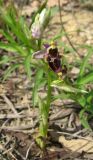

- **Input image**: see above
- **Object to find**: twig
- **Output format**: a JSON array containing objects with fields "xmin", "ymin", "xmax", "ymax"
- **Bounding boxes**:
[
  {"xmin": 0, "ymin": 105, "xmax": 31, "ymax": 110},
  {"xmin": 56, "ymin": 130, "xmax": 93, "ymax": 142},
  {"xmin": 0, "ymin": 112, "xmax": 37, "ymax": 119},
  {"xmin": 58, "ymin": 0, "xmax": 80, "ymax": 56},
  {"xmin": 0, "ymin": 143, "xmax": 17, "ymax": 160},
  {"xmin": 0, "ymin": 122, "xmax": 37, "ymax": 131},
  {"xmin": 0, "ymin": 119, "xmax": 9, "ymax": 132},
  {"xmin": 2, "ymin": 95, "xmax": 18, "ymax": 115},
  {"xmin": 14, "ymin": 149, "xmax": 26, "ymax": 160},
  {"xmin": 25, "ymin": 142, "xmax": 34, "ymax": 160}
]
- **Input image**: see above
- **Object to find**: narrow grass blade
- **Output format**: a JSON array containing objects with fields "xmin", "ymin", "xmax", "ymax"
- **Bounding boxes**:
[
  {"xmin": 78, "ymin": 47, "xmax": 93, "ymax": 77},
  {"xmin": 0, "ymin": 42, "xmax": 27, "ymax": 56},
  {"xmin": 24, "ymin": 54, "xmax": 32, "ymax": 80},
  {"xmin": 79, "ymin": 109, "xmax": 91, "ymax": 130},
  {"xmin": 77, "ymin": 72, "xmax": 93, "ymax": 85},
  {"xmin": 3, "ymin": 64, "xmax": 20, "ymax": 81}
]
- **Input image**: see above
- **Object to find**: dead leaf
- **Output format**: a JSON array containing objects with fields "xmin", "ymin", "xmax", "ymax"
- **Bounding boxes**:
[{"xmin": 59, "ymin": 135, "xmax": 93, "ymax": 153}]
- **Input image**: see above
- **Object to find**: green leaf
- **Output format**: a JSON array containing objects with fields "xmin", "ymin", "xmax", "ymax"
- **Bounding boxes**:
[
  {"xmin": 78, "ymin": 47, "xmax": 93, "ymax": 77},
  {"xmin": 77, "ymin": 72, "xmax": 93, "ymax": 85},
  {"xmin": 0, "ymin": 55, "xmax": 10, "ymax": 65},
  {"xmin": 0, "ymin": 42, "xmax": 18, "ymax": 52},
  {"xmin": 0, "ymin": 29, "xmax": 16, "ymax": 44},
  {"xmin": 36, "ymin": 98, "xmax": 47, "ymax": 148},
  {"xmin": 39, "ymin": 97, "xmax": 47, "ymax": 119},
  {"xmin": 38, "ymin": 97, "xmax": 48, "ymax": 138},
  {"xmin": 79, "ymin": 109, "xmax": 91, "ymax": 130},
  {"xmin": 0, "ymin": 0, "xmax": 3, "ymax": 5},
  {"xmin": 0, "ymin": 42, "xmax": 27, "ymax": 56},
  {"xmin": 76, "ymin": 95, "xmax": 86, "ymax": 107},
  {"xmin": 32, "ymin": 69, "xmax": 44, "ymax": 106},
  {"xmin": 52, "ymin": 92, "xmax": 71, "ymax": 102},
  {"xmin": 51, "ymin": 81, "xmax": 87, "ymax": 93},
  {"xmin": 3, "ymin": 64, "xmax": 20, "ymax": 81},
  {"xmin": 24, "ymin": 54, "xmax": 32, "ymax": 80},
  {"xmin": 19, "ymin": 16, "xmax": 31, "ymax": 39},
  {"xmin": 85, "ymin": 91, "xmax": 93, "ymax": 113},
  {"xmin": 0, "ymin": 7, "xmax": 35, "ymax": 49}
]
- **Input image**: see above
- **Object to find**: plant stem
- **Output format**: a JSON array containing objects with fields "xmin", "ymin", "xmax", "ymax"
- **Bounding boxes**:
[
  {"xmin": 37, "ymin": 71, "xmax": 52, "ymax": 148},
  {"xmin": 44, "ymin": 71, "xmax": 52, "ymax": 136},
  {"xmin": 46, "ymin": 71, "xmax": 52, "ymax": 117}
]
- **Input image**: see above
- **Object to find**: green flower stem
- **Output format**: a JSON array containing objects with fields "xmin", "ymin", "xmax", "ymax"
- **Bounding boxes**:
[
  {"xmin": 38, "ymin": 39, "xmax": 42, "ymax": 50},
  {"xmin": 37, "ymin": 71, "xmax": 52, "ymax": 148},
  {"xmin": 43, "ymin": 71, "xmax": 52, "ymax": 136},
  {"xmin": 46, "ymin": 71, "xmax": 52, "ymax": 117}
]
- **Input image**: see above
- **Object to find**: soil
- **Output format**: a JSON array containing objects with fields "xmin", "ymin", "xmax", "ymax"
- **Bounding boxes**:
[{"xmin": 1, "ymin": 0, "xmax": 93, "ymax": 160}]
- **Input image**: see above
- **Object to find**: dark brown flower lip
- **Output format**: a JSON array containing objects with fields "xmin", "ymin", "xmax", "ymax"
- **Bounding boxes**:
[
  {"xmin": 48, "ymin": 48, "xmax": 59, "ymax": 58},
  {"xmin": 33, "ymin": 42, "xmax": 67, "ymax": 76}
]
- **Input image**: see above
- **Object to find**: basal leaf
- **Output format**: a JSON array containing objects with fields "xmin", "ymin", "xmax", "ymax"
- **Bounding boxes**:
[
  {"xmin": 51, "ymin": 81, "xmax": 87, "ymax": 93},
  {"xmin": 32, "ymin": 69, "xmax": 44, "ymax": 106}
]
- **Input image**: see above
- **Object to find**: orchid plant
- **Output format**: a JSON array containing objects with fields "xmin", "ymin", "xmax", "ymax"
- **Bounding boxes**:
[
  {"xmin": 0, "ymin": 0, "xmax": 59, "ymax": 148},
  {"xmin": 1, "ymin": 0, "xmax": 93, "ymax": 150}
]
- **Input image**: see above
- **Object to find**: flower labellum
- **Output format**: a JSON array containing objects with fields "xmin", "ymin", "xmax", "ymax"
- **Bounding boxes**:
[
  {"xmin": 33, "ymin": 41, "xmax": 67, "ymax": 78},
  {"xmin": 45, "ymin": 41, "xmax": 67, "ymax": 78}
]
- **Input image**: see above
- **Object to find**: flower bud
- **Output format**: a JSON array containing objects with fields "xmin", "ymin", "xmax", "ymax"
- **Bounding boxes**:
[
  {"xmin": 31, "ymin": 8, "xmax": 50, "ymax": 39},
  {"xmin": 39, "ymin": 8, "xmax": 46, "ymax": 25}
]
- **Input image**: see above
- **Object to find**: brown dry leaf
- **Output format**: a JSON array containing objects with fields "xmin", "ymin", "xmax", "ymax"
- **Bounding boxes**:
[
  {"xmin": 0, "ymin": 84, "xmax": 6, "ymax": 95},
  {"xmin": 59, "ymin": 135, "xmax": 93, "ymax": 153},
  {"xmin": 0, "ymin": 144, "xmax": 4, "ymax": 151}
]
